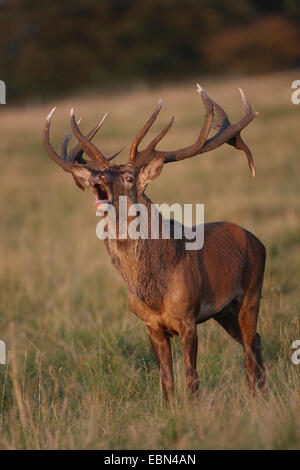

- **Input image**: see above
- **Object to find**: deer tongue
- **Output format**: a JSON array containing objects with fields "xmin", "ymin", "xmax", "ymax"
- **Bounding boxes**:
[{"xmin": 94, "ymin": 198, "xmax": 111, "ymax": 209}]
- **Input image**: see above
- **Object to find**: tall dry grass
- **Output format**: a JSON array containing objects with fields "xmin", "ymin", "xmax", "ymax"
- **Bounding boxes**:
[{"xmin": 0, "ymin": 70, "xmax": 299, "ymax": 449}]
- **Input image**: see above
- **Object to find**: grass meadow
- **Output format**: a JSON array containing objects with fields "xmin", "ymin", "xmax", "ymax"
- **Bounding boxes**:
[{"xmin": 0, "ymin": 70, "xmax": 299, "ymax": 449}]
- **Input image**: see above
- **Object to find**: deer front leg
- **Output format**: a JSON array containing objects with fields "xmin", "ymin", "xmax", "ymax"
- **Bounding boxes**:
[
  {"xmin": 147, "ymin": 327, "xmax": 174, "ymax": 404},
  {"xmin": 179, "ymin": 322, "xmax": 199, "ymax": 397}
]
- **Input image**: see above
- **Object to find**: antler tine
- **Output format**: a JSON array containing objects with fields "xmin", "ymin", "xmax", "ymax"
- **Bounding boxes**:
[
  {"xmin": 108, "ymin": 147, "xmax": 124, "ymax": 161},
  {"xmin": 201, "ymin": 88, "xmax": 257, "ymax": 153},
  {"xmin": 61, "ymin": 129, "xmax": 73, "ymax": 160},
  {"xmin": 132, "ymin": 88, "xmax": 214, "ymax": 169},
  {"xmin": 146, "ymin": 116, "xmax": 174, "ymax": 151},
  {"xmin": 197, "ymin": 88, "xmax": 257, "ymax": 177},
  {"xmin": 162, "ymin": 85, "xmax": 216, "ymax": 162},
  {"xmin": 61, "ymin": 118, "xmax": 81, "ymax": 160},
  {"xmin": 63, "ymin": 114, "xmax": 108, "ymax": 164},
  {"xmin": 233, "ymin": 134, "xmax": 256, "ymax": 178},
  {"xmin": 129, "ymin": 99, "xmax": 162, "ymax": 161},
  {"xmin": 210, "ymin": 88, "xmax": 256, "ymax": 177},
  {"xmin": 43, "ymin": 107, "xmax": 73, "ymax": 173},
  {"xmin": 131, "ymin": 117, "xmax": 175, "ymax": 169},
  {"xmin": 44, "ymin": 108, "xmax": 123, "ymax": 172},
  {"xmin": 70, "ymin": 109, "xmax": 110, "ymax": 169}
]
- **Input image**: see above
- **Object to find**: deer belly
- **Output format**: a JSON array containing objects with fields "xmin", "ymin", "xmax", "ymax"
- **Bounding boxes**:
[
  {"xmin": 196, "ymin": 303, "xmax": 216, "ymax": 323},
  {"xmin": 196, "ymin": 285, "xmax": 244, "ymax": 323}
]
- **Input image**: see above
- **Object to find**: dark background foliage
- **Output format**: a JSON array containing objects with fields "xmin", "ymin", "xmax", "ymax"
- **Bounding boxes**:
[{"xmin": 1, "ymin": 0, "xmax": 299, "ymax": 102}]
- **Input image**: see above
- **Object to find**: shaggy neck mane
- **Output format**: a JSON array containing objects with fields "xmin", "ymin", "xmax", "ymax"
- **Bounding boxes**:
[{"xmin": 105, "ymin": 195, "xmax": 185, "ymax": 310}]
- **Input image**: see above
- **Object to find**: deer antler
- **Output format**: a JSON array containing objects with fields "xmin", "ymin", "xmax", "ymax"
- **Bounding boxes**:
[
  {"xmin": 61, "ymin": 116, "xmax": 105, "ymax": 164},
  {"xmin": 43, "ymin": 108, "xmax": 122, "ymax": 172},
  {"xmin": 129, "ymin": 86, "xmax": 257, "ymax": 177}
]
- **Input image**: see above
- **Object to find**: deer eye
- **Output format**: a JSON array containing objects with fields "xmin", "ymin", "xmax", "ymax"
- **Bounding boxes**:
[{"xmin": 124, "ymin": 176, "xmax": 134, "ymax": 184}]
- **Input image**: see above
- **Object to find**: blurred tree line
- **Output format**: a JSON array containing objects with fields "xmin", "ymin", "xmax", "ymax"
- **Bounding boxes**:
[{"xmin": 0, "ymin": 0, "xmax": 299, "ymax": 102}]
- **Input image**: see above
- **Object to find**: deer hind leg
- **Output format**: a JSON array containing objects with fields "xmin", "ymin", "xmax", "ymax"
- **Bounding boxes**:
[
  {"xmin": 147, "ymin": 327, "xmax": 174, "ymax": 404},
  {"xmin": 238, "ymin": 295, "xmax": 266, "ymax": 394},
  {"xmin": 214, "ymin": 299, "xmax": 266, "ymax": 394},
  {"xmin": 214, "ymin": 301, "xmax": 243, "ymax": 345},
  {"xmin": 178, "ymin": 322, "xmax": 199, "ymax": 397},
  {"xmin": 252, "ymin": 331, "xmax": 266, "ymax": 391}
]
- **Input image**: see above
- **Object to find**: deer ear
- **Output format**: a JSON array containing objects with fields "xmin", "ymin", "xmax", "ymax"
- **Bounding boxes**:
[
  {"xmin": 71, "ymin": 166, "xmax": 91, "ymax": 191},
  {"xmin": 72, "ymin": 174, "xmax": 85, "ymax": 191},
  {"xmin": 137, "ymin": 157, "xmax": 164, "ymax": 193}
]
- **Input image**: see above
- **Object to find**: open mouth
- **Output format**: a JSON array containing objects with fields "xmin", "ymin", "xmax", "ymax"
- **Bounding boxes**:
[{"xmin": 92, "ymin": 184, "xmax": 112, "ymax": 209}]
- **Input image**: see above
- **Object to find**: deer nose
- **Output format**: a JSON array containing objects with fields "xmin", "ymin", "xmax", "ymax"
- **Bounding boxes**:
[{"xmin": 89, "ymin": 173, "xmax": 107, "ymax": 185}]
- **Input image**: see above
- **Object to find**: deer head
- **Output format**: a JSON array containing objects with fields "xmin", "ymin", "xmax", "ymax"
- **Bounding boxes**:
[{"xmin": 43, "ymin": 85, "xmax": 257, "ymax": 214}]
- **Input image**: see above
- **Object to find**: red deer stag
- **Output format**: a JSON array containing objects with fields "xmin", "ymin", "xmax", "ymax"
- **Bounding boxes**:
[{"xmin": 43, "ymin": 85, "xmax": 266, "ymax": 402}]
